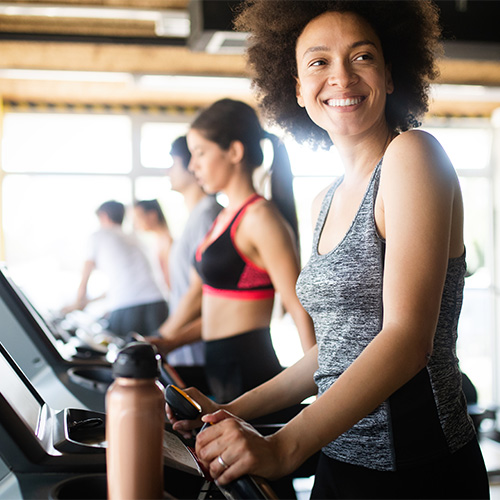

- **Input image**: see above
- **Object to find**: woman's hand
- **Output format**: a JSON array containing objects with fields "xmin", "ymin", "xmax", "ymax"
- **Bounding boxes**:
[
  {"xmin": 195, "ymin": 410, "xmax": 288, "ymax": 485},
  {"xmin": 145, "ymin": 336, "xmax": 173, "ymax": 356},
  {"xmin": 166, "ymin": 387, "xmax": 220, "ymax": 439}
]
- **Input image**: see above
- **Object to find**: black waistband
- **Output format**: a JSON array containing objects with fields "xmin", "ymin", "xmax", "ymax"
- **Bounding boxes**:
[{"xmin": 205, "ymin": 327, "xmax": 271, "ymax": 352}]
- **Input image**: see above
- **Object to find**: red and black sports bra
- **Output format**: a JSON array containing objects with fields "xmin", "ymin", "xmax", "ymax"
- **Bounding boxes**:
[{"xmin": 194, "ymin": 194, "xmax": 274, "ymax": 300}]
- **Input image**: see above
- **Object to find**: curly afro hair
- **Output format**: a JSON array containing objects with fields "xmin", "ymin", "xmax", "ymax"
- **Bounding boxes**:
[{"xmin": 234, "ymin": 0, "xmax": 442, "ymax": 149}]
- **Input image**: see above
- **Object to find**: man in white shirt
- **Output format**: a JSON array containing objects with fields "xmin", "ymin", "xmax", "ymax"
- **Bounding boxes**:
[{"xmin": 67, "ymin": 200, "xmax": 168, "ymax": 338}]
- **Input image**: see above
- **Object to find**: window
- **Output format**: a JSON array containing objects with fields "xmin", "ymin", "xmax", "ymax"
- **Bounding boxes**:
[
  {"xmin": 1, "ymin": 110, "xmax": 192, "ymax": 313},
  {"xmin": 2, "ymin": 113, "xmax": 132, "ymax": 173},
  {"xmin": 2, "ymin": 174, "xmax": 132, "ymax": 307},
  {"xmin": 140, "ymin": 122, "xmax": 189, "ymax": 169}
]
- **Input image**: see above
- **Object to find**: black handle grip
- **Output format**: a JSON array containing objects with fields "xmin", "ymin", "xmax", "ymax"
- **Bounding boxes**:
[{"xmin": 165, "ymin": 384, "xmax": 202, "ymax": 420}]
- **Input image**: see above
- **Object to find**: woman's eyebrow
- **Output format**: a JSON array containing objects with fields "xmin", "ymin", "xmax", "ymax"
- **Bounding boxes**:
[
  {"xmin": 301, "ymin": 39, "xmax": 377, "ymax": 60},
  {"xmin": 300, "ymin": 45, "xmax": 329, "ymax": 59},
  {"xmin": 351, "ymin": 40, "xmax": 377, "ymax": 50}
]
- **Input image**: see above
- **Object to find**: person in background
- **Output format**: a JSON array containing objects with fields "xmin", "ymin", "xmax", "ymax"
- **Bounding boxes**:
[
  {"xmin": 151, "ymin": 136, "xmax": 222, "ymax": 388},
  {"xmin": 133, "ymin": 199, "xmax": 173, "ymax": 290},
  {"xmin": 150, "ymin": 99, "xmax": 316, "ymax": 405},
  {"xmin": 168, "ymin": 1, "xmax": 489, "ymax": 499},
  {"xmin": 64, "ymin": 200, "xmax": 168, "ymax": 338}
]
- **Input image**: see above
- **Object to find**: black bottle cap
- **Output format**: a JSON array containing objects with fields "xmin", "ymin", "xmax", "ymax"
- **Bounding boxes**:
[{"xmin": 112, "ymin": 342, "xmax": 161, "ymax": 379}]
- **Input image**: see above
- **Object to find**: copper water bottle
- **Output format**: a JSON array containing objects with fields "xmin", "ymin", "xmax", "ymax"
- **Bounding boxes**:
[{"xmin": 106, "ymin": 342, "xmax": 164, "ymax": 499}]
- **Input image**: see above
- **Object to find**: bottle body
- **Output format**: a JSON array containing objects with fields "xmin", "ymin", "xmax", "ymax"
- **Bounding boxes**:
[{"xmin": 106, "ymin": 377, "xmax": 164, "ymax": 500}]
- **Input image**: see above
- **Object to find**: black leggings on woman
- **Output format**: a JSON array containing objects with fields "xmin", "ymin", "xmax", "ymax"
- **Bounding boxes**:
[
  {"xmin": 311, "ymin": 437, "xmax": 489, "ymax": 499},
  {"xmin": 204, "ymin": 327, "xmax": 282, "ymax": 404},
  {"xmin": 205, "ymin": 327, "xmax": 301, "ymax": 500}
]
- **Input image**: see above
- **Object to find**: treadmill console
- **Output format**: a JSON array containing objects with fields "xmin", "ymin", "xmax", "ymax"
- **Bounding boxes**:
[
  {"xmin": 0, "ymin": 343, "xmax": 106, "ymax": 464},
  {"xmin": 0, "ymin": 346, "xmax": 42, "ymax": 434}
]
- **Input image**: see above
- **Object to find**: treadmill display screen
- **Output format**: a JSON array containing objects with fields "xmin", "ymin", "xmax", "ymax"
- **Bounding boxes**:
[
  {"xmin": 0, "ymin": 296, "xmax": 49, "ymax": 381},
  {"xmin": 0, "ymin": 352, "xmax": 42, "ymax": 434}
]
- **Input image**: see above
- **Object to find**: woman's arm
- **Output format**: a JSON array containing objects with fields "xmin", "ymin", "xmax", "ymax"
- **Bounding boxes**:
[
  {"xmin": 172, "ymin": 344, "xmax": 318, "ymax": 436},
  {"xmin": 241, "ymin": 201, "xmax": 316, "ymax": 351},
  {"xmin": 227, "ymin": 343, "xmax": 318, "ymax": 419},
  {"xmin": 195, "ymin": 131, "xmax": 462, "ymax": 484},
  {"xmin": 268, "ymin": 132, "xmax": 460, "ymax": 469},
  {"xmin": 153, "ymin": 317, "xmax": 203, "ymax": 353},
  {"xmin": 147, "ymin": 268, "xmax": 203, "ymax": 353}
]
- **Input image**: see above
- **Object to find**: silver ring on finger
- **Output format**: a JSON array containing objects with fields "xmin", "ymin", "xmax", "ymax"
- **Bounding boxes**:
[{"xmin": 218, "ymin": 455, "xmax": 229, "ymax": 469}]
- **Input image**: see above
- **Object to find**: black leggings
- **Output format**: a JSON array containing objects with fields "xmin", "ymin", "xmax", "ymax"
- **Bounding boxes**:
[
  {"xmin": 204, "ymin": 327, "xmax": 282, "ymax": 404},
  {"xmin": 311, "ymin": 437, "xmax": 489, "ymax": 499}
]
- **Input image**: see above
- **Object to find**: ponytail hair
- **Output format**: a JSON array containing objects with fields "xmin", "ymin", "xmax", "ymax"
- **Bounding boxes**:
[
  {"xmin": 191, "ymin": 98, "xmax": 299, "ymax": 246},
  {"xmin": 262, "ymin": 131, "xmax": 299, "ymax": 246}
]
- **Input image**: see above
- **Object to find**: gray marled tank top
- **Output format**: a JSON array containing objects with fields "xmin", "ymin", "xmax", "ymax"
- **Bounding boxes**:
[{"xmin": 296, "ymin": 159, "xmax": 475, "ymax": 471}]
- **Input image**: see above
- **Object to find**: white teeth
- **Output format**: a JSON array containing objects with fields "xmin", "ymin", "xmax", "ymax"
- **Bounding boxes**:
[{"xmin": 327, "ymin": 97, "xmax": 362, "ymax": 107}]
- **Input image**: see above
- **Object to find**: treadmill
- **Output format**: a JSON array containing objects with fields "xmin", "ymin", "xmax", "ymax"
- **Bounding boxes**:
[
  {"xmin": 0, "ymin": 266, "xmax": 181, "ymax": 413},
  {"xmin": 0, "ymin": 343, "xmax": 275, "ymax": 500},
  {"xmin": 0, "ymin": 266, "xmax": 119, "ymax": 412},
  {"xmin": 0, "ymin": 341, "xmax": 109, "ymax": 499}
]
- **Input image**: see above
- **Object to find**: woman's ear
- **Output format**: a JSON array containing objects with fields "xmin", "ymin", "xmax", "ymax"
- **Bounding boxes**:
[
  {"xmin": 228, "ymin": 140, "xmax": 245, "ymax": 164},
  {"xmin": 295, "ymin": 77, "xmax": 305, "ymax": 108}
]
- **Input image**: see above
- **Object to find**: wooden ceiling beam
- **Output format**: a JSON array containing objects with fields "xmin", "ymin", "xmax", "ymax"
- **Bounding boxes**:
[
  {"xmin": 438, "ymin": 59, "xmax": 500, "ymax": 87},
  {"xmin": 0, "ymin": 41, "xmax": 498, "ymax": 116},
  {"xmin": 0, "ymin": 41, "xmax": 247, "ymax": 75},
  {"xmin": 2, "ymin": 41, "xmax": 500, "ymax": 84}
]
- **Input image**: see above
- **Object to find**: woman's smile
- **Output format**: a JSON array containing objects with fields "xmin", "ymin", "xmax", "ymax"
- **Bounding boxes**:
[
  {"xmin": 325, "ymin": 96, "xmax": 366, "ymax": 108},
  {"xmin": 295, "ymin": 11, "xmax": 393, "ymax": 139}
]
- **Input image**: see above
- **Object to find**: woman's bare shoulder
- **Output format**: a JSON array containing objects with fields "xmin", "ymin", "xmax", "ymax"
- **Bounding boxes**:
[
  {"xmin": 385, "ymin": 130, "xmax": 454, "ymax": 174},
  {"xmin": 239, "ymin": 196, "xmax": 288, "ymax": 237},
  {"xmin": 382, "ymin": 129, "xmax": 457, "ymax": 191}
]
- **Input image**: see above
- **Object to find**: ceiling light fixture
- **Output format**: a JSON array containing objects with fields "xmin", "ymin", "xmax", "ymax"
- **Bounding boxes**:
[
  {"xmin": 204, "ymin": 32, "xmax": 248, "ymax": 55},
  {"xmin": 0, "ymin": 3, "xmax": 190, "ymax": 38}
]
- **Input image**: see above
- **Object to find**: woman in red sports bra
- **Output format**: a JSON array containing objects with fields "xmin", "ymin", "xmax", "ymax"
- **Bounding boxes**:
[{"xmin": 150, "ymin": 98, "xmax": 315, "ymax": 404}]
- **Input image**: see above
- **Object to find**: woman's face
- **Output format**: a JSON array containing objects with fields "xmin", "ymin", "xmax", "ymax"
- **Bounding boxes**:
[
  {"xmin": 133, "ymin": 207, "xmax": 156, "ymax": 231},
  {"xmin": 295, "ymin": 11, "xmax": 393, "ymax": 141},
  {"xmin": 187, "ymin": 129, "xmax": 234, "ymax": 194}
]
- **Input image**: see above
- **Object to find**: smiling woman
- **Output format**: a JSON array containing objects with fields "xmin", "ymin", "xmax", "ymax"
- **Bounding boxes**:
[
  {"xmin": 294, "ymin": 11, "xmax": 394, "ymax": 143},
  {"xmin": 165, "ymin": 2, "xmax": 492, "ymax": 499},
  {"xmin": 235, "ymin": 0, "xmax": 440, "ymax": 148}
]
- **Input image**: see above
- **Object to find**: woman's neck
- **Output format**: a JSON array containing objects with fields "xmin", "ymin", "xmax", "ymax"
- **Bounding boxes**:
[
  {"xmin": 223, "ymin": 172, "xmax": 256, "ymax": 212},
  {"xmin": 333, "ymin": 123, "xmax": 396, "ymax": 183},
  {"xmin": 152, "ymin": 223, "xmax": 169, "ymax": 237}
]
